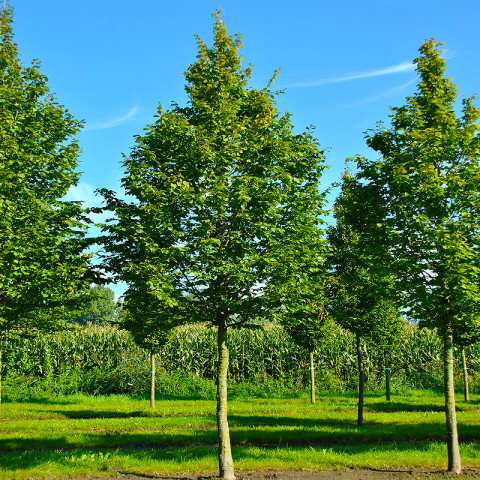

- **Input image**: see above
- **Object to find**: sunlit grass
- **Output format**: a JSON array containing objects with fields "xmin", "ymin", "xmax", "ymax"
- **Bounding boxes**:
[{"xmin": 0, "ymin": 390, "xmax": 479, "ymax": 479}]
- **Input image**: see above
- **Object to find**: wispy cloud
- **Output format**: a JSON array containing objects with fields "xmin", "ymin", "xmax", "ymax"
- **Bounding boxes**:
[
  {"xmin": 64, "ymin": 182, "xmax": 98, "ymax": 207},
  {"xmin": 64, "ymin": 182, "xmax": 108, "ymax": 222},
  {"xmin": 287, "ymin": 61, "xmax": 415, "ymax": 88},
  {"xmin": 352, "ymin": 79, "xmax": 417, "ymax": 107},
  {"xmin": 84, "ymin": 103, "xmax": 140, "ymax": 131}
]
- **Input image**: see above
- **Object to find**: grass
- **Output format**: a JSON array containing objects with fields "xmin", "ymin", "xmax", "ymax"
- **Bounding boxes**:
[{"xmin": 0, "ymin": 390, "xmax": 479, "ymax": 479}]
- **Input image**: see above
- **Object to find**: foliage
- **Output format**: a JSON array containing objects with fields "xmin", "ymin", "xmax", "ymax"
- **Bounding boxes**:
[
  {"xmin": 359, "ymin": 40, "xmax": 480, "ymax": 343},
  {"xmin": 281, "ymin": 303, "xmax": 336, "ymax": 354},
  {"xmin": 97, "ymin": 12, "xmax": 327, "ymax": 333},
  {"xmin": 0, "ymin": 7, "xmax": 92, "ymax": 336},
  {"xmin": 327, "ymin": 170, "xmax": 400, "ymax": 338},
  {"xmin": 354, "ymin": 38, "xmax": 480, "ymax": 473},
  {"xmin": 117, "ymin": 284, "xmax": 177, "ymax": 353},
  {"xmin": 70, "ymin": 285, "xmax": 121, "ymax": 326}
]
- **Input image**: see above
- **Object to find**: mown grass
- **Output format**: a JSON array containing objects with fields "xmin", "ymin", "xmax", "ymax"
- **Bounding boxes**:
[{"xmin": 0, "ymin": 390, "xmax": 479, "ymax": 479}]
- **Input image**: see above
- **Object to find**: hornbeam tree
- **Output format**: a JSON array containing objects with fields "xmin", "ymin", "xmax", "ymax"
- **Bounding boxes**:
[
  {"xmin": 282, "ymin": 305, "xmax": 335, "ymax": 405},
  {"xmin": 357, "ymin": 39, "xmax": 480, "ymax": 473},
  {"xmin": 98, "ymin": 12, "xmax": 327, "ymax": 480},
  {"xmin": 0, "ymin": 6, "xmax": 92, "ymax": 412},
  {"xmin": 278, "ymin": 265, "xmax": 332, "ymax": 405},
  {"xmin": 327, "ymin": 170, "xmax": 400, "ymax": 425},
  {"xmin": 118, "ymin": 285, "xmax": 177, "ymax": 409},
  {"xmin": 0, "ymin": 8, "xmax": 91, "ymax": 339}
]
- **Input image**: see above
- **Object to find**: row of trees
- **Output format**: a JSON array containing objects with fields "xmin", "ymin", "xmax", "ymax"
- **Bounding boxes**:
[{"xmin": 1, "ymin": 4, "xmax": 479, "ymax": 478}]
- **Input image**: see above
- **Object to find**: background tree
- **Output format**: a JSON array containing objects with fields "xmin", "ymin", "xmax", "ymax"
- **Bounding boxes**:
[
  {"xmin": 98, "ymin": 12, "xmax": 327, "ymax": 479},
  {"xmin": 0, "ymin": 5, "xmax": 92, "ymax": 411},
  {"xmin": 70, "ymin": 285, "xmax": 121, "ymax": 326},
  {"xmin": 364, "ymin": 302, "xmax": 405, "ymax": 401},
  {"xmin": 356, "ymin": 39, "xmax": 480, "ymax": 473},
  {"xmin": 118, "ymin": 285, "xmax": 177, "ymax": 408},
  {"xmin": 279, "ymin": 274, "xmax": 333, "ymax": 405},
  {"xmin": 327, "ymin": 171, "xmax": 399, "ymax": 425}
]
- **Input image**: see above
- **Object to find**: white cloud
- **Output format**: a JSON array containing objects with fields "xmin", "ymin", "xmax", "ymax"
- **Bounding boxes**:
[
  {"xmin": 352, "ymin": 79, "xmax": 417, "ymax": 107},
  {"xmin": 64, "ymin": 182, "xmax": 98, "ymax": 207},
  {"xmin": 84, "ymin": 103, "xmax": 139, "ymax": 131},
  {"xmin": 287, "ymin": 61, "xmax": 415, "ymax": 88},
  {"xmin": 64, "ymin": 182, "xmax": 111, "ymax": 224}
]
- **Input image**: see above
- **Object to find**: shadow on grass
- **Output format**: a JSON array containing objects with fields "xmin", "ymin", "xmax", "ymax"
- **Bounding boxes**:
[
  {"xmin": 41, "ymin": 409, "xmax": 215, "ymax": 420},
  {"xmin": 367, "ymin": 401, "xmax": 446, "ymax": 413},
  {"xmin": 2, "ymin": 434, "xmax": 480, "ymax": 477},
  {"xmin": 0, "ymin": 445, "xmax": 217, "ymax": 474},
  {"xmin": 2, "ymin": 414, "xmax": 479, "ymax": 455},
  {"xmin": 3, "ymin": 396, "xmax": 77, "ymax": 405},
  {"xmin": 42, "ymin": 409, "xmax": 156, "ymax": 419}
]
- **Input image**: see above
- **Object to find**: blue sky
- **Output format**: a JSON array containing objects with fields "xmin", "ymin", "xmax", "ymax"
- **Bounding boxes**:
[{"xmin": 10, "ymin": 0, "xmax": 480, "ymax": 297}]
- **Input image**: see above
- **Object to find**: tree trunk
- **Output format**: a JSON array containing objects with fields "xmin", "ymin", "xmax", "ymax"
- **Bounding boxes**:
[
  {"xmin": 385, "ymin": 354, "xmax": 391, "ymax": 402},
  {"xmin": 462, "ymin": 349, "xmax": 469, "ymax": 403},
  {"xmin": 443, "ymin": 331, "xmax": 461, "ymax": 473},
  {"xmin": 150, "ymin": 351, "xmax": 156, "ymax": 409},
  {"xmin": 217, "ymin": 318, "xmax": 235, "ymax": 480},
  {"xmin": 356, "ymin": 333, "xmax": 364, "ymax": 426},
  {"xmin": 309, "ymin": 350, "xmax": 316, "ymax": 405},
  {"xmin": 0, "ymin": 342, "xmax": 2, "ymax": 417}
]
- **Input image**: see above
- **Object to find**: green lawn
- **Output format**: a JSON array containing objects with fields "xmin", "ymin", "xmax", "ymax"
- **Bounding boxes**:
[{"xmin": 0, "ymin": 390, "xmax": 479, "ymax": 479}]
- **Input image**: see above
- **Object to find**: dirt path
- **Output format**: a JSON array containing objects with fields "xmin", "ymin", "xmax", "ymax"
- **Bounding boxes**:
[{"xmin": 67, "ymin": 467, "xmax": 480, "ymax": 480}]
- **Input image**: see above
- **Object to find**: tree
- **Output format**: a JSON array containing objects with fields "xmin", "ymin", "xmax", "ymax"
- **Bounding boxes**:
[
  {"xmin": 0, "ymin": 9, "xmax": 92, "ymax": 338},
  {"xmin": 356, "ymin": 39, "xmax": 480, "ymax": 473},
  {"xmin": 0, "ymin": 6, "xmax": 92, "ymax": 412},
  {"xmin": 98, "ymin": 12, "xmax": 327, "ymax": 479},
  {"xmin": 118, "ymin": 284, "xmax": 177, "ymax": 408},
  {"xmin": 364, "ymin": 302, "xmax": 405, "ymax": 401},
  {"xmin": 280, "ymin": 287, "xmax": 333, "ymax": 405},
  {"xmin": 327, "ymin": 171, "xmax": 399, "ymax": 425},
  {"xmin": 453, "ymin": 313, "xmax": 480, "ymax": 403},
  {"xmin": 70, "ymin": 285, "xmax": 121, "ymax": 326}
]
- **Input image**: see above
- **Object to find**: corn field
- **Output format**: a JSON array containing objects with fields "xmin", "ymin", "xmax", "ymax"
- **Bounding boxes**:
[{"xmin": 1, "ymin": 323, "xmax": 478, "ymax": 398}]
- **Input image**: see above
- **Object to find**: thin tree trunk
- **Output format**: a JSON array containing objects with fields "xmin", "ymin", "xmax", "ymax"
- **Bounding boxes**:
[
  {"xmin": 356, "ymin": 333, "xmax": 364, "ymax": 426},
  {"xmin": 385, "ymin": 353, "xmax": 391, "ymax": 402},
  {"xmin": 462, "ymin": 349, "xmax": 469, "ymax": 403},
  {"xmin": 443, "ymin": 331, "xmax": 461, "ymax": 473},
  {"xmin": 0, "ymin": 342, "xmax": 2, "ymax": 417},
  {"xmin": 150, "ymin": 351, "xmax": 156, "ymax": 409},
  {"xmin": 309, "ymin": 350, "xmax": 316, "ymax": 405},
  {"xmin": 217, "ymin": 318, "xmax": 235, "ymax": 480}
]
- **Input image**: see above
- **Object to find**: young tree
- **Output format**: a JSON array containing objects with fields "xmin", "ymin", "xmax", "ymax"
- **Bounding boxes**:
[
  {"xmin": 327, "ymin": 171, "xmax": 399, "ymax": 425},
  {"xmin": 98, "ymin": 12, "xmax": 327, "ymax": 479},
  {"xmin": 281, "ymin": 292, "xmax": 333, "ymax": 405},
  {"xmin": 118, "ymin": 285, "xmax": 177, "ymax": 408},
  {"xmin": 0, "ymin": 5, "xmax": 92, "ymax": 391},
  {"xmin": 364, "ymin": 302, "xmax": 405, "ymax": 401},
  {"xmin": 357, "ymin": 39, "xmax": 480, "ymax": 473}
]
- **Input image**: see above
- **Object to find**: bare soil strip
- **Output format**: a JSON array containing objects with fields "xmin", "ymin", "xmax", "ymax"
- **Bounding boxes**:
[{"xmin": 62, "ymin": 467, "xmax": 480, "ymax": 480}]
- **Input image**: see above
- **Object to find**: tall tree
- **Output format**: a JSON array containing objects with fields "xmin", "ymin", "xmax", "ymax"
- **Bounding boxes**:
[
  {"xmin": 98, "ymin": 12, "xmax": 327, "ymax": 479},
  {"xmin": 0, "ymin": 6, "xmax": 92, "ymax": 412},
  {"xmin": 0, "ymin": 7, "xmax": 91, "ymax": 340},
  {"xmin": 357, "ymin": 39, "xmax": 480, "ymax": 473}
]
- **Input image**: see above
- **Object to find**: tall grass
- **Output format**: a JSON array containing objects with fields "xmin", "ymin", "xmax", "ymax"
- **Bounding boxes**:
[{"xmin": 1, "ymin": 323, "xmax": 478, "ymax": 399}]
